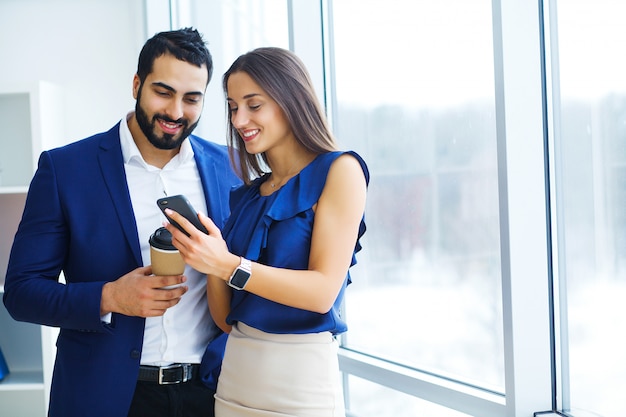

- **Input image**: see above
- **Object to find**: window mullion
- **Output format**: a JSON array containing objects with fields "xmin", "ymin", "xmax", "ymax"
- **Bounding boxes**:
[{"xmin": 492, "ymin": 0, "xmax": 554, "ymax": 415}]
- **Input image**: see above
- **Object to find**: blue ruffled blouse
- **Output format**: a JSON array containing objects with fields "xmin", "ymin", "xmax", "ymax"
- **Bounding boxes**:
[{"xmin": 222, "ymin": 151, "xmax": 369, "ymax": 335}]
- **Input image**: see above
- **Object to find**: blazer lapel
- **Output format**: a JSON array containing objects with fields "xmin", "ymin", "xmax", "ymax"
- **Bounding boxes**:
[
  {"xmin": 97, "ymin": 126, "xmax": 143, "ymax": 267},
  {"xmin": 190, "ymin": 138, "xmax": 229, "ymax": 227}
]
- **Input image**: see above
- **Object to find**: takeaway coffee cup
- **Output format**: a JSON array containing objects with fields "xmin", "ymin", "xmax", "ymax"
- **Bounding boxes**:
[{"xmin": 149, "ymin": 227, "xmax": 185, "ymax": 277}]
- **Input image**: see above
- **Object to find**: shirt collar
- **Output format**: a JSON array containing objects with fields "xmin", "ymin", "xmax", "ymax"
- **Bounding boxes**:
[{"xmin": 119, "ymin": 111, "xmax": 195, "ymax": 166}]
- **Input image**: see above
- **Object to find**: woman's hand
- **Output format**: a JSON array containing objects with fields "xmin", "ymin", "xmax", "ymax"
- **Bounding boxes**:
[{"xmin": 163, "ymin": 209, "xmax": 239, "ymax": 279}]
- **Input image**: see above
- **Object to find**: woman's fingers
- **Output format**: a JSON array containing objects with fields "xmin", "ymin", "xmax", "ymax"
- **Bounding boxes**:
[{"xmin": 198, "ymin": 212, "xmax": 222, "ymax": 237}]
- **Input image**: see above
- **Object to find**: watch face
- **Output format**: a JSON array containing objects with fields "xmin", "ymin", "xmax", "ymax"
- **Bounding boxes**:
[{"xmin": 229, "ymin": 268, "xmax": 250, "ymax": 289}]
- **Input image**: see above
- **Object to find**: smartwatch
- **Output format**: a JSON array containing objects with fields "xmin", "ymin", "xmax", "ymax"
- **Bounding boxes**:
[{"xmin": 228, "ymin": 257, "xmax": 252, "ymax": 290}]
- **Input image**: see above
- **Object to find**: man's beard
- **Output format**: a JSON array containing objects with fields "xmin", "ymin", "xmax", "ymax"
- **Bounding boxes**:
[{"xmin": 135, "ymin": 87, "xmax": 200, "ymax": 150}]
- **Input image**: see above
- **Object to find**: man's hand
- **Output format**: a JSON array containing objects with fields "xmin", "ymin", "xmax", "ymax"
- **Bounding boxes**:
[{"xmin": 100, "ymin": 266, "xmax": 188, "ymax": 317}]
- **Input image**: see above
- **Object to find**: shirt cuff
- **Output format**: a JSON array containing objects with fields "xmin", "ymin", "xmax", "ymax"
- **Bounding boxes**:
[{"xmin": 101, "ymin": 312, "xmax": 112, "ymax": 324}]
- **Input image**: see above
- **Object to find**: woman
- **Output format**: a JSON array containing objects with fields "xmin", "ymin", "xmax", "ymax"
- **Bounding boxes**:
[{"xmin": 164, "ymin": 47, "xmax": 369, "ymax": 417}]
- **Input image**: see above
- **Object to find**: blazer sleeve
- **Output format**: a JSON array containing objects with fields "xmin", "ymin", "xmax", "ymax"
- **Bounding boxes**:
[{"xmin": 3, "ymin": 151, "xmax": 110, "ymax": 332}]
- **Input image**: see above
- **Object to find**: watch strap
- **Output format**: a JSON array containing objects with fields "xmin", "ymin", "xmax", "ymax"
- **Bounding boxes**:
[{"xmin": 228, "ymin": 257, "xmax": 252, "ymax": 290}]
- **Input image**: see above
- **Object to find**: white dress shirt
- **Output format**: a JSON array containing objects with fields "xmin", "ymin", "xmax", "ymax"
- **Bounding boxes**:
[{"xmin": 119, "ymin": 112, "xmax": 214, "ymax": 365}]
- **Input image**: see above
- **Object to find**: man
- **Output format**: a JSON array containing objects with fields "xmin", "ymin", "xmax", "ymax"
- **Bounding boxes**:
[{"xmin": 3, "ymin": 28, "xmax": 240, "ymax": 417}]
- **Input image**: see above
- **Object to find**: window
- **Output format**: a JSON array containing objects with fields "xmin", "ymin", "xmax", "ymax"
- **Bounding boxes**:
[
  {"xmin": 346, "ymin": 375, "xmax": 473, "ymax": 416},
  {"xmin": 330, "ymin": 1, "xmax": 503, "ymax": 414},
  {"xmin": 549, "ymin": 1, "xmax": 626, "ymax": 415},
  {"xmin": 161, "ymin": 1, "xmax": 626, "ymax": 415}
]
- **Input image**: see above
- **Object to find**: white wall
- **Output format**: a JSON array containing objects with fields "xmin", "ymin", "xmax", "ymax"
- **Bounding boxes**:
[{"xmin": 0, "ymin": 0, "xmax": 147, "ymax": 146}]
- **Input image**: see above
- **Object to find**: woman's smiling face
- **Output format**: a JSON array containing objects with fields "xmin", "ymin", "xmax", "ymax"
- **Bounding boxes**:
[{"xmin": 226, "ymin": 71, "xmax": 294, "ymax": 155}]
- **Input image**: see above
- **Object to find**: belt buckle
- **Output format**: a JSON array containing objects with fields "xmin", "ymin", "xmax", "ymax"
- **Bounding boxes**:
[
  {"xmin": 157, "ymin": 363, "xmax": 192, "ymax": 385},
  {"xmin": 158, "ymin": 364, "xmax": 179, "ymax": 385}
]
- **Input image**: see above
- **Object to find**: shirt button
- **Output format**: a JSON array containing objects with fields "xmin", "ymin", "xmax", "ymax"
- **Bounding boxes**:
[{"xmin": 130, "ymin": 349, "xmax": 141, "ymax": 359}]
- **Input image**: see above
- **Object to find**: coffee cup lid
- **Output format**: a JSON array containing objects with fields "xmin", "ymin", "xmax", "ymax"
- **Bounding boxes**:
[{"xmin": 149, "ymin": 227, "xmax": 176, "ymax": 250}]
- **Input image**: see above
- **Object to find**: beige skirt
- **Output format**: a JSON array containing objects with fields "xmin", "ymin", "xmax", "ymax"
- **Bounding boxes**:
[{"xmin": 215, "ymin": 322, "xmax": 345, "ymax": 417}]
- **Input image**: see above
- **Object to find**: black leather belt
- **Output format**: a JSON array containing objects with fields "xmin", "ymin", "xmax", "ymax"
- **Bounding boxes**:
[{"xmin": 138, "ymin": 363, "xmax": 200, "ymax": 385}]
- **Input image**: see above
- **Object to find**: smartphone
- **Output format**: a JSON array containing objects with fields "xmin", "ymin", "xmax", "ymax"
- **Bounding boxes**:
[{"xmin": 156, "ymin": 194, "xmax": 209, "ymax": 236}]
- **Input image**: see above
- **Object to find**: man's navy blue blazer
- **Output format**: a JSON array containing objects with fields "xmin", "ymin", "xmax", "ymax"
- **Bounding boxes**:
[{"xmin": 3, "ymin": 122, "xmax": 241, "ymax": 417}]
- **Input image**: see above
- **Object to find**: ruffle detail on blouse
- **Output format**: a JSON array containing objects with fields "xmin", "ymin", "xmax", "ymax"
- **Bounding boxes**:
[{"xmin": 226, "ymin": 151, "xmax": 369, "ymax": 269}]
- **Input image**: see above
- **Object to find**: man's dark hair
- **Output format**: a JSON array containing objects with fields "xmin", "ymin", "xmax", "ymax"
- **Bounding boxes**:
[{"xmin": 137, "ymin": 27, "xmax": 213, "ymax": 84}]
